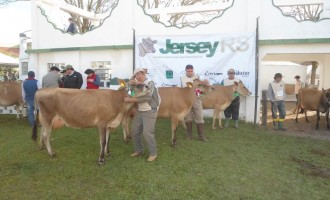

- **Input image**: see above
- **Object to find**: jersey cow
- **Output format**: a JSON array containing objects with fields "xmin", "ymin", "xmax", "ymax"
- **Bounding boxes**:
[
  {"xmin": 201, "ymin": 81, "xmax": 252, "ymax": 129},
  {"xmin": 32, "ymin": 80, "xmax": 150, "ymax": 165},
  {"xmin": 129, "ymin": 80, "xmax": 214, "ymax": 146},
  {"xmin": 295, "ymin": 88, "xmax": 330, "ymax": 130},
  {"xmin": 0, "ymin": 81, "xmax": 23, "ymax": 119}
]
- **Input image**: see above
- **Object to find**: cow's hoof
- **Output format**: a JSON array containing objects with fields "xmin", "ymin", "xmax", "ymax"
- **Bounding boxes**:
[
  {"xmin": 98, "ymin": 160, "xmax": 105, "ymax": 166},
  {"xmin": 106, "ymin": 153, "xmax": 112, "ymax": 157},
  {"xmin": 171, "ymin": 143, "xmax": 177, "ymax": 147},
  {"xmin": 212, "ymin": 127, "xmax": 216, "ymax": 130},
  {"xmin": 50, "ymin": 153, "xmax": 56, "ymax": 158}
]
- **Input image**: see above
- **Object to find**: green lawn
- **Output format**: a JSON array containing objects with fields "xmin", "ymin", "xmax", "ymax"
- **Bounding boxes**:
[{"xmin": 0, "ymin": 115, "xmax": 329, "ymax": 199}]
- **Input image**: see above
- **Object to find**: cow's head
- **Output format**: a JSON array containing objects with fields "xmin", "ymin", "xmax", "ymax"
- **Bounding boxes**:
[
  {"xmin": 234, "ymin": 81, "xmax": 252, "ymax": 96},
  {"xmin": 130, "ymin": 83, "xmax": 152, "ymax": 97},
  {"xmin": 191, "ymin": 79, "xmax": 215, "ymax": 96},
  {"xmin": 322, "ymin": 88, "xmax": 330, "ymax": 106}
]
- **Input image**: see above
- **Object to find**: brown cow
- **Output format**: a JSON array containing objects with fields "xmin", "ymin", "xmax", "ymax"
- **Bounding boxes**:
[
  {"xmin": 295, "ymin": 88, "xmax": 330, "ymax": 130},
  {"xmin": 32, "ymin": 80, "xmax": 150, "ymax": 165},
  {"xmin": 0, "ymin": 81, "xmax": 23, "ymax": 119},
  {"xmin": 201, "ymin": 81, "xmax": 252, "ymax": 129},
  {"xmin": 285, "ymin": 84, "xmax": 295, "ymax": 95},
  {"xmin": 127, "ymin": 80, "xmax": 214, "ymax": 146}
]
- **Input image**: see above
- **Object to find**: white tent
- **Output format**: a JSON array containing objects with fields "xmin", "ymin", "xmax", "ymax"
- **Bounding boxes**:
[{"xmin": 0, "ymin": 53, "xmax": 19, "ymax": 66}]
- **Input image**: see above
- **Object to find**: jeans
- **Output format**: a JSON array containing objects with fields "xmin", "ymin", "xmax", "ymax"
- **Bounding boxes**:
[
  {"xmin": 271, "ymin": 100, "xmax": 286, "ymax": 119},
  {"xmin": 26, "ymin": 99, "xmax": 35, "ymax": 127}
]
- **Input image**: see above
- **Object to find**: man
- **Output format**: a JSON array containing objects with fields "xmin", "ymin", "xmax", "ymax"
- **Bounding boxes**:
[
  {"xmin": 294, "ymin": 75, "xmax": 304, "ymax": 113},
  {"xmin": 180, "ymin": 64, "xmax": 208, "ymax": 141},
  {"xmin": 67, "ymin": 18, "xmax": 76, "ymax": 34},
  {"xmin": 63, "ymin": 65, "xmax": 83, "ymax": 89},
  {"xmin": 42, "ymin": 66, "xmax": 61, "ymax": 88},
  {"xmin": 124, "ymin": 68, "xmax": 161, "ymax": 162},
  {"xmin": 268, "ymin": 73, "xmax": 286, "ymax": 131},
  {"xmin": 22, "ymin": 71, "xmax": 40, "ymax": 126},
  {"xmin": 220, "ymin": 68, "xmax": 241, "ymax": 128}
]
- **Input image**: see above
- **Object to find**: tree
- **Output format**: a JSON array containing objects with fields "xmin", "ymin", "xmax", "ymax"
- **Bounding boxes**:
[{"xmin": 137, "ymin": 0, "xmax": 233, "ymax": 28}]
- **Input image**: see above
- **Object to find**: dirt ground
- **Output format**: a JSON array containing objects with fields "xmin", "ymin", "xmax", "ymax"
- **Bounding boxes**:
[{"xmin": 263, "ymin": 101, "xmax": 330, "ymax": 140}]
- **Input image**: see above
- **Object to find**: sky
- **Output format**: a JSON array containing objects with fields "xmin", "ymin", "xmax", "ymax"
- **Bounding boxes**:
[{"xmin": 0, "ymin": 1, "xmax": 31, "ymax": 47}]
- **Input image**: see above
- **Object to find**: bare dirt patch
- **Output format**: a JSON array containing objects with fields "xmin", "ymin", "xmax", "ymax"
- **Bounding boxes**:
[{"xmin": 264, "ymin": 101, "xmax": 330, "ymax": 140}]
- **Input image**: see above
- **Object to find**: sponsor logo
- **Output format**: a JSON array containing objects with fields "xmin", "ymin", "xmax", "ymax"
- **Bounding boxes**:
[
  {"xmin": 205, "ymin": 71, "xmax": 223, "ymax": 76},
  {"xmin": 235, "ymin": 70, "xmax": 250, "ymax": 77},
  {"xmin": 159, "ymin": 37, "xmax": 249, "ymax": 57},
  {"xmin": 138, "ymin": 37, "xmax": 157, "ymax": 57},
  {"xmin": 161, "ymin": 83, "xmax": 177, "ymax": 87}
]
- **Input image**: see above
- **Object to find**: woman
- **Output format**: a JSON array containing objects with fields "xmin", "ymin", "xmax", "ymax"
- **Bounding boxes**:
[{"xmin": 84, "ymin": 69, "xmax": 100, "ymax": 89}]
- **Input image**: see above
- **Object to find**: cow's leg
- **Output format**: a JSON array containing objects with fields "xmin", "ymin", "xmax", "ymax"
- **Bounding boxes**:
[
  {"xmin": 171, "ymin": 117, "xmax": 179, "ymax": 146},
  {"xmin": 98, "ymin": 126, "xmax": 107, "ymax": 165},
  {"xmin": 105, "ymin": 127, "xmax": 111, "ymax": 157},
  {"xmin": 122, "ymin": 114, "xmax": 131, "ymax": 143},
  {"xmin": 41, "ymin": 125, "xmax": 55, "ymax": 157},
  {"xmin": 326, "ymin": 110, "xmax": 330, "ymax": 130},
  {"xmin": 295, "ymin": 106, "xmax": 299, "ymax": 122},
  {"xmin": 315, "ymin": 110, "xmax": 320, "ymax": 130},
  {"xmin": 219, "ymin": 111, "xmax": 223, "ymax": 128},
  {"xmin": 305, "ymin": 111, "xmax": 309, "ymax": 123},
  {"xmin": 15, "ymin": 104, "xmax": 20, "ymax": 119},
  {"xmin": 212, "ymin": 109, "xmax": 217, "ymax": 130}
]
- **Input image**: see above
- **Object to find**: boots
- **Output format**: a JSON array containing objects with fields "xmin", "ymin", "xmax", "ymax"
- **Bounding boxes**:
[
  {"xmin": 272, "ymin": 119, "xmax": 278, "ymax": 130},
  {"xmin": 186, "ymin": 122, "xmax": 193, "ymax": 140},
  {"xmin": 196, "ymin": 123, "xmax": 208, "ymax": 142},
  {"xmin": 234, "ymin": 120, "xmax": 239, "ymax": 129},
  {"xmin": 278, "ymin": 119, "xmax": 287, "ymax": 131},
  {"xmin": 224, "ymin": 118, "xmax": 229, "ymax": 128}
]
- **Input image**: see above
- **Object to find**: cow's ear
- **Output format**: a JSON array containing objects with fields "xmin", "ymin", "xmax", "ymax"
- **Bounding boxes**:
[
  {"xmin": 118, "ymin": 79, "xmax": 127, "ymax": 87},
  {"xmin": 234, "ymin": 81, "xmax": 238, "ymax": 86},
  {"xmin": 186, "ymin": 82, "xmax": 193, "ymax": 88}
]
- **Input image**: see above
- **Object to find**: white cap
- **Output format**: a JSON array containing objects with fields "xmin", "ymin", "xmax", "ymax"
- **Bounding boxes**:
[{"xmin": 134, "ymin": 68, "xmax": 146, "ymax": 76}]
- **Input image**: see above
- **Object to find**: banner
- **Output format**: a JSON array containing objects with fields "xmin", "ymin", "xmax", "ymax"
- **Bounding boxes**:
[{"xmin": 135, "ymin": 32, "xmax": 256, "ymax": 95}]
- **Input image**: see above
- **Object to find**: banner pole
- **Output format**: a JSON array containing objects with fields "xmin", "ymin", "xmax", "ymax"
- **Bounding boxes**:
[
  {"xmin": 254, "ymin": 17, "xmax": 260, "ymax": 128},
  {"xmin": 133, "ymin": 29, "xmax": 136, "ymax": 74}
]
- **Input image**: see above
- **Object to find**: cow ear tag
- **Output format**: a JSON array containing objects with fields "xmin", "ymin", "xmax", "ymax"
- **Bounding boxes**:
[{"xmin": 187, "ymin": 82, "xmax": 193, "ymax": 88}]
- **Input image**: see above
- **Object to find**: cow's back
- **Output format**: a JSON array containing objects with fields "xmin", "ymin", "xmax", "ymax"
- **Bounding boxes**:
[
  {"xmin": 201, "ymin": 85, "xmax": 233, "ymax": 109},
  {"xmin": 0, "ymin": 81, "xmax": 23, "ymax": 106},
  {"xmin": 158, "ymin": 87, "xmax": 196, "ymax": 118},
  {"xmin": 36, "ymin": 88, "xmax": 127, "ymax": 128},
  {"xmin": 299, "ymin": 88, "xmax": 322, "ymax": 111}
]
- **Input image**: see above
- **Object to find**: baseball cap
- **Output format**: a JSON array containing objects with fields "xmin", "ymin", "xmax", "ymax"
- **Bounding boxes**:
[
  {"xmin": 50, "ymin": 66, "xmax": 60, "ymax": 71},
  {"xmin": 133, "ymin": 68, "xmax": 146, "ymax": 76},
  {"xmin": 65, "ymin": 65, "xmax": 74, "ymax": 70}
]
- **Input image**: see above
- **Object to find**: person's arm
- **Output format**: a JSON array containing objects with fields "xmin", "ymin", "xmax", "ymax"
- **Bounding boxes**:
[
  {"xmin": 93, "ymin": 75, "xmax": 100, "ymax": 86},
  {"xmin": 267, "ymin": 83, "xmax": 274, "ymax": 102},
  {"xmin": 37, "ymin": 80, "xmax": 41, "ymax": 89},
  {"xmin": 77, "ymin": 73, "xmax": 83, "ymax": 89}
]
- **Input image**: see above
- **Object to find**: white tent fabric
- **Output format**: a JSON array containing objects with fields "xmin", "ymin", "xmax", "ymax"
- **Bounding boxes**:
[{"xmin": 0, "ymin": 53, "xmax": 18, "ymax": 66}]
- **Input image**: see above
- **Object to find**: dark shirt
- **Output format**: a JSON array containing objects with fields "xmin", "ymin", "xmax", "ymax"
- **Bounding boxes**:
[
  {"xmin": 64, "ymin": 71, "xmax": 83, "ymax": 89},
  {"xmin": 67, "ymin": 22, "xmax": 76, "ymax": 34}
]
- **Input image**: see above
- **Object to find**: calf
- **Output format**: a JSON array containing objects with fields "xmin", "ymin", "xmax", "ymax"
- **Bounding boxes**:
[
  {"xmin": 295, "ymin": 88, "xmax": 330, "ymax": 130},
  {"xmin": 201, "ymin": 81, "xmax": 251, "ymax": 129},
  {"xmin": 32, "ymin": 80, "xmax": 150, "ymax": 165},
  {"xmin": 0, "ymin": 81, "xmax": 23, "ymax": 119}
]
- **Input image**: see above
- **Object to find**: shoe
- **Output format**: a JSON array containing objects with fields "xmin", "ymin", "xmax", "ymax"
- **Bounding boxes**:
[
  {"xmin": 147, "ymin": 155, "xmax": 157, "ymax": 162},
  {"xmin": 130, "ymin": 152, "xmax": 143, "ymax": 157}
]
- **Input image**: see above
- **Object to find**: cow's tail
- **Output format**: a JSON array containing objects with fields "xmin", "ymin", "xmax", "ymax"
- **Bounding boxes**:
[{"xmin": 32, "ymin": 96, "xmax": 39, "ymax": 141}]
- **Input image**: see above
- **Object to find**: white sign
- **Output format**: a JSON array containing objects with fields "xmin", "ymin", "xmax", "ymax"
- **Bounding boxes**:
[{"xmin": 135, "ymin": 32, "xmax": 256, "ymax": 95}]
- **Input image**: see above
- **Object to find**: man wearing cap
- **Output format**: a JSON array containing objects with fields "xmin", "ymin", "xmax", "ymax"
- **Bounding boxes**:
[
  {"xmin": 42, "ymin": 66, "xmax": 61, "ymax": 88},
  {"xmin": 294, "ymin": 75, "xmax": 304, "ymax": 113},
  {"xmin": 180, "ymin": 64, "xmax": 209, "ymax": 141},
  {"xmin": 268, "ymin": 73, "xmax": 287, "ymax": 131},
  {"xmin": 84, "ymin": 69, "xmax": 100, "ymax": 89},
  {"xmin": 63, "ymin": 65, "xmax": 83, "ymax": 89},
  {"xmin": 220, "ymin": 68, "xmax": 242, "ymax": 128},
  {"xmin": 22, "ymin": 71, "xmax": 41, "ymax": 126},
  {"xmin": 124, "ymin": 68, "xmax": 161, "ymax": 162}
]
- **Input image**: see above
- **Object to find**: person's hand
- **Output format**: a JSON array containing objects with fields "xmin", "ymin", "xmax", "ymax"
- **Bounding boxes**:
[{"xmin": 87, "ymin": 79, "xmax": 93, "ymax": 82}]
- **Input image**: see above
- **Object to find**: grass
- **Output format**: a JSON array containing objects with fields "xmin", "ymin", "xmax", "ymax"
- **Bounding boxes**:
[{"xmin": 0, "ymin": 115, "xmax": 329, "ymax": 199}]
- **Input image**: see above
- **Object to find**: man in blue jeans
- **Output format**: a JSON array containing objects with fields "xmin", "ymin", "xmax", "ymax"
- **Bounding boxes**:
[
  {"xmin": 267, "ymin": 73, "xmax": 287, "ymax": 131},
  {"xmin": 22, "ymin": 71, "xmax": 40, "ymax": 126}
]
